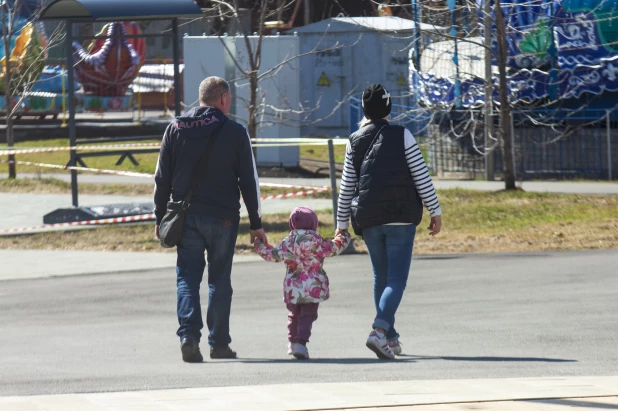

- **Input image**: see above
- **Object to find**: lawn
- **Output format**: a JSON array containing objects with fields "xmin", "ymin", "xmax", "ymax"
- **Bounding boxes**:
[
  {"xmin": 1, "ymin": 189, "xmax": 616, "ymax": 255},
  {"xmin": 0, "ymin": 138, "xmax": 161, "ymax": 174},
  {"xmin": 300, "ymin": 141, "xmax": 429, "ymax": 163},
  {"xmin": 3, "ymin": 138, "xmax": 426, "ymax": 176},
  {"xmin": 300, "ymin": 144, "xmax": 346, "ymax": 163}
]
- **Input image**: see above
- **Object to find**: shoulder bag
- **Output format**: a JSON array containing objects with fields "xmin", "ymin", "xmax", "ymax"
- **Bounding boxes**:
[{"xmin": 159, "ymin": 120, "xmax": 226, "ymax": 248}]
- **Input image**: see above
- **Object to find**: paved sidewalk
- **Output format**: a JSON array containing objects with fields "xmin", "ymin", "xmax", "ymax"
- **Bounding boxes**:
[
  {"xmin": 3, "ymin": 173, "xmax": 617, "ymax": 194},
  {"xmin": 0, "ymin": 192, "xmax": 331, "ymax": 232},
  {"xmin": 1, "ymin": 376, "xmax": 617, "ymax": 411}
]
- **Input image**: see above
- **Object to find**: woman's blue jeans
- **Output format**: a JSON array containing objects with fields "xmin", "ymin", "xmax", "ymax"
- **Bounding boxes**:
[{"xmin": 363, "ymin": 224, "xmax": 416, "ymax": 340}]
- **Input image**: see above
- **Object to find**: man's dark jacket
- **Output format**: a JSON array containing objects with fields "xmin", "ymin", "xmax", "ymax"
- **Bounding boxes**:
[{"xmin": 154, "ymin": 106, "xmax": 262, "ymax": 230}]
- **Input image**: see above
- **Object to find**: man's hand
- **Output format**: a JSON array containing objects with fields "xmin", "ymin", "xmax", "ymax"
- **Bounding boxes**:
[
  {"xmin": 335, "ymin": 228, "xmax": 348, "ymax": 237},
  {"xmin": 250, "ymin": 228, "xmax": 268, "ymax": 245},
  {"xmin": 428, "ymin": 215, "xmax": 442, "ymax": 236},
  {"xmin": 155, "ymin": 225, "xmax": 160, "ymax": 239}
]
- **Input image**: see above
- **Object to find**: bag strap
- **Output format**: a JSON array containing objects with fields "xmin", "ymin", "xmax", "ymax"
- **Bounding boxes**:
[
  {"xmin": 362, "ymin": 124, "xmax": 388, "ymax": 163},
  {"xmin": 185, "ymin": 119, "xmax": 227, "ymax": 204}
]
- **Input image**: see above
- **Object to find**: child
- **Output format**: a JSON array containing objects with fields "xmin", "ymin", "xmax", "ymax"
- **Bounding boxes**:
[{"xmin": 254, "ymin": 206, "xmax": 351, "ymax": 360}]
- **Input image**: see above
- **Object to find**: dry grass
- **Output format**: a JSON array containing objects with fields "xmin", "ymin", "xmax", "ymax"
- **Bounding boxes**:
[
  {"xmin": 1, "ymin": 189, "xmax": 616, "ymax": 255},
  {"xmin": 0, "ymin": 211, "xmax": 336, "ymax": 253}
]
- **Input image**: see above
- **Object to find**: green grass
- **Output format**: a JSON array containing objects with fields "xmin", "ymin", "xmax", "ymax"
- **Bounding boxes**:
[
  {"xmin": 0, "ymin": 138, "xmax": 161, "ymax": 174},
  {"xmin": 438, "ymin": 189, "xmax": 618, "ymax": 233},
  {"xmin": 3, "ymin": 138, "xmax": 430, "ymax": 175},
  {"xmin": 300, "ymin": 144, "xmax": 346, "ymax": 163},
  {"xmin": 300, "ymin": 142, "xmax": 429, "ymax": 163}
]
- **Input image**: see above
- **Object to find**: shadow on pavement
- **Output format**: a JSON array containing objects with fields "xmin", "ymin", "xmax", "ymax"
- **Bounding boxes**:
[
  {"xmin": 204, "ymin": 358, "xmax": 417, "ymax": 365},
  {"xmin": 526, "ymin": 399, "xmax": 618, "ymax": 409},
  {"xmin": 403, "ymin": 355, "xmax": 577, "ymax": 363},
  {"xmin": 414, "ymin": 256, "xmax": 463, "ymax": 260}
]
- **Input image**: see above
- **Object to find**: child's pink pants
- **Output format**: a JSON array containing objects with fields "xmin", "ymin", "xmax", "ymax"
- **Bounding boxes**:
[{"xmin": 286, "ymin": 303, "xmax": 319, "ymax": 345}]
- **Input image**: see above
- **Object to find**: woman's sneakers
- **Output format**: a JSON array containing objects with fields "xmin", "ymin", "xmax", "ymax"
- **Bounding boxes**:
[
  {"xmin": 292, "ymin": 343, "xmax": 310, "ymax": 360},
  {"xmin": 388, "ymin": 338, "xmax": 403, "ymax": 356},
  {"xmin": 366, "ymin": 330, "xmax": 395, "ymax": 359}
]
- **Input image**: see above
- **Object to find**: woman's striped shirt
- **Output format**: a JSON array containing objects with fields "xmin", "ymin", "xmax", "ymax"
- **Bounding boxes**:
[{"xmin": 337, "ymin": 128, "xmax": 442, "ymax": 230}]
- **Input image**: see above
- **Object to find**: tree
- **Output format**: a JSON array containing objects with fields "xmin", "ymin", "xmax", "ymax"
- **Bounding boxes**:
[
  {"xmin": 204, "ymin": 0, "xmax": 358, "ymax": 143},
  {"xmin": 408, "ymin": 0, "xmax": 537, "ymax": 189},
  {"xmin": 2, "ymin": 0, "xmax": 62, "ymax": 178}
]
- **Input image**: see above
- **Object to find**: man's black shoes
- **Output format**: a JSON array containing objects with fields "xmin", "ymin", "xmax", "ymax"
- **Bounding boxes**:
[
  {"xmin": 180, "ymin": 338, "xmax": 203, "ymax": 363},
  {"xmin": 210, "ymin": 345, "xmax": 237, "ymax": 359}
]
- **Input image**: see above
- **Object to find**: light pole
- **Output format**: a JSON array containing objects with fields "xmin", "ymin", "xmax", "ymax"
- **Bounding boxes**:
[
  {"xmin": 484, "ymin": 0, "xmax": 495, "ymax": 180},
  {"xmin": 448, "ymin": 0, "xmax": 461, "ymax": 108},
  {"xmin": 411, "ymin": 0, "xmax": 421, "ymax": 106}
]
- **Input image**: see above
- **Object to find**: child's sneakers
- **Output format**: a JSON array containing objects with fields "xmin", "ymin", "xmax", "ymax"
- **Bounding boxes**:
[
  {"xmin": 292, "ymin": 343, "xmax": 310, "ymax": 360},
  {"xmin": 388, "ymin": 338, "xmax": 402, "ymax": 356},
  {"xmin": 366, "ymin": 330, "xmax": 395, "ymax": 359},
  {"xmin": 287, "ymin": 342, "xmax": 298, "ymax": 355}
]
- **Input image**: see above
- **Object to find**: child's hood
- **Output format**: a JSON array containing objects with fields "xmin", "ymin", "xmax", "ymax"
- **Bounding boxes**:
[{"xmin": 287, "ymin": 229, "xmax": 324, "ymax": 258}]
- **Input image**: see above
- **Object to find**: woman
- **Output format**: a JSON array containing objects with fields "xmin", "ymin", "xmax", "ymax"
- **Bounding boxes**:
[{"xmin": 336, "ymin": 84, "xmax": 442, "ymax": 360}]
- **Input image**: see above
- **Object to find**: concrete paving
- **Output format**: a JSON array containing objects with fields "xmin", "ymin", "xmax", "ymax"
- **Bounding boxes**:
[
  {"xmin": 1, "ymin": 377, "xmax": 617, "ymax": 411},
  {"xmin": 0, "ymin": 192, "xmax": 331, "ymax": 232},
  {"xmin": 0, "ymin": 193, "xmax": 153, "ymax": 232},
  {"xmin": 1, "ymin": 250, "xmax": 616, "ymax": 397},
  {"xmin": 3, "ymin": 173, "xmax": 617, "ymax": 194}
]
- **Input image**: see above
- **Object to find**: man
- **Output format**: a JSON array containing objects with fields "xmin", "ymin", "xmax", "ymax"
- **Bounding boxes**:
[{"xmin": 154, "ymin": 76, "xmax": 268, "ymax": 363}]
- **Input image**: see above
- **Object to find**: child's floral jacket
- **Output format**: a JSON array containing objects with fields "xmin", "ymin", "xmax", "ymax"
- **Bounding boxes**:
[{"xmin": 255, "ymin": 230, "xmax": 351, "ymax": 304}]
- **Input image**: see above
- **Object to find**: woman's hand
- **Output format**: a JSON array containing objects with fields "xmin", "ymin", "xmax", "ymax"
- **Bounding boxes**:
[
  {"xmin": 335, "ymin": 228, "xmax": 348, "ymax": 237},
  {"xmin": 428, "ymin": 215, "xmax": 442, "ymax": 236}
]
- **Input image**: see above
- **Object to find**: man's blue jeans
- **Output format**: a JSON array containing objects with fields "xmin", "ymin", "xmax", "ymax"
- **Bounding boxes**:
[
  {"xmin": 363, "ymin": 224, "xmax": 416, "ymax": 340},
  {"xmin": 176, "ymin": 213, "xmax": 239, "ymax": 347}
]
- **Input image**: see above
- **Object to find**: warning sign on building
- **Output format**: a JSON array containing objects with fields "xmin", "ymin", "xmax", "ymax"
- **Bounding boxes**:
[
  {"xmin": 317, "ymin": 72, "xmax": 331, "ymax": 87},
  {"xmin": 397, "ymin": 73, "xmax": 407, "ymax": 86}
]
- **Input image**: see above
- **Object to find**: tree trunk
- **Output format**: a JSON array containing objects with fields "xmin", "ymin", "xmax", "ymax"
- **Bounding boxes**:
[
  {"xmin": 5, "ymin": 112, "xmax": 15, "ymax": 179},
  {"xmin": 248, "ymin": 71, "xmax": 258, "ymax": 158},
  {"xmin": 494, "ymin": 0, "xmax": 516, "ymax": 190},
  {"xmin": 2, "ymin": 4, "xmax": 15, "ymax": 179}
]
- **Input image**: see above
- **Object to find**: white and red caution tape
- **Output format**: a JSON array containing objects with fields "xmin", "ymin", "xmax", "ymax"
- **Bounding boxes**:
[
  {"xmin": 251, "ymin": 138, "xmax": 347, "ymax": 143},
  {"xmin": 0, "ymin": 138, "xmax": 347, "ymax": 156},
  {"xmin": 0, "ymin": 143, "xmax": 161, "ymax": 156},
  {"xmin": 0, "ymin": 160, "xmax": 335, "ymax": 191},
  {"xmin": 1, "ymin": 213, "xmax": 156, "ymax": 235},
  {"xmin": 0, "ymin": 159, "xmax": 155, "ymax": 178},
  {"xmin": 1, "ymin": 187, "xmax": 331, "ymax": 235},
  {"xmin": 259, "ymin": 183, "xmax": 327, "ymax": 190},
  {"xmin": 258, "ymin": 187, "xmax": 330, "ymax": 202}
]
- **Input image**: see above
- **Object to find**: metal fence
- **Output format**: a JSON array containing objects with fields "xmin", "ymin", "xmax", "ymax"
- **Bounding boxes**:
[
  {"xmin": 434, "ymin": 109, "xmax": 616, "ymax": 180},
  {"xmin": 351, "ymin": 100, "xmax": 617, "ymax": 181}
]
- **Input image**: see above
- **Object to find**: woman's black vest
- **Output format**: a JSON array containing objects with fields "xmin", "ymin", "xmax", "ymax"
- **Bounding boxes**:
[{"xmin": 350, "ymin": 120, "xmax": 423, "ymax": 231}]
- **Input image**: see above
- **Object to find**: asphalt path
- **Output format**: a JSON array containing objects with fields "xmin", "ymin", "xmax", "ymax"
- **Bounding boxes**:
[
  {"xmin": 1, "ymin": 250, "xmax": 617, "ymax": 397},
  {"xmin": 4, "ymin": 174, "xmax": 618, "ymax": 195}
]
